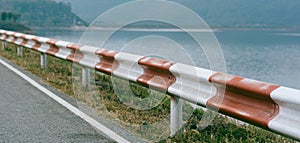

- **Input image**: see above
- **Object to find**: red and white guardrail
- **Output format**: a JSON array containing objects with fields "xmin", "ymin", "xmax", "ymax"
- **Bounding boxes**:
[{"xmin": 0, "ymin": 29, "xmax": 299, "ymax": 140}]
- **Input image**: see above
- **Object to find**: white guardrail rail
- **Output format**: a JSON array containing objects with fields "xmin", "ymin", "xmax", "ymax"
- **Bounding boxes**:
[{"xmin": 0, "ymin": 29, "xmax": 300, "ymax": 141}]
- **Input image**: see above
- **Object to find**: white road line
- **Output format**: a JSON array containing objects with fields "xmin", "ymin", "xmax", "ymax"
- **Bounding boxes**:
[{"xmin": 0, "ymin": 59, "xmax": 130, "ymax": 143}]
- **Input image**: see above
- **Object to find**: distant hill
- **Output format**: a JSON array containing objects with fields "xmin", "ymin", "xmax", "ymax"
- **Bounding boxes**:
[
  {"xmin": 0, "ymin": 0, "xmax": 87, "ymax": 28},
  {"xmin": 55, "ymin": 0, "xmax": 300, "ymax": 29},
  {"xmin": 53, "ymin": 0, "xmax": 125, "ymax": 24}
]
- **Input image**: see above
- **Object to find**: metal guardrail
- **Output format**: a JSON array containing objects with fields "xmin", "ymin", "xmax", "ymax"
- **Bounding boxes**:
[{"xmin": 0, "ymin": 29, "xmax": 299, "ymax": 140}]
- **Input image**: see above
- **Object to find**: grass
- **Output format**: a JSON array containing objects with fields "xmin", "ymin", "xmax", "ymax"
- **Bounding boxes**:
[{"xmin": 0, "ymin": 43, "xmax": 298, "ymax": 143}]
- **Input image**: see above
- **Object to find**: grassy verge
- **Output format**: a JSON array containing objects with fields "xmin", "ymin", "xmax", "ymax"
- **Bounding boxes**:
[{"xmin": 0, "ymin": 43, "xmax": 297, "ymax": 143}]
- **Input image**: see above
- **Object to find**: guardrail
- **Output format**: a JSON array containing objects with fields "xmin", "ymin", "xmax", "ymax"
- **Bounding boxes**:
[{"xmin": 0, "ymin": 29, "xmax": 299, "ymax": 141}]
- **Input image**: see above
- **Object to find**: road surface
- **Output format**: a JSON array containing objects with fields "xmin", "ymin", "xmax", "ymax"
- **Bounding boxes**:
[{"xmin": 0, "ymin": 59, "xmax": 116, "ymax": 143}]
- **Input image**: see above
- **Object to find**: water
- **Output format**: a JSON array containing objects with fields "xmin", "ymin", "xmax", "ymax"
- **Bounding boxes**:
[
  {"xmin": 35, "ymin": 29, "xmax": 83, "ymax": 43},
  {"xmin": 36, "ymin": 29, "xmax": 300, "ymax": 89},
  {"xmin": 216, "ymin": 30, "xmax": 300, "ymax": 89}
]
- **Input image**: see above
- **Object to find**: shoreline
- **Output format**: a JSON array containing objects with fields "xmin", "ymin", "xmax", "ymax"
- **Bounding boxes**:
[
  {"xmin": 0, "ymin": 23, "xmax": 33, "ymax": 34},
  {"xmin": 31, "ymin": 25, "xmax": 299, "ymax": 32}
]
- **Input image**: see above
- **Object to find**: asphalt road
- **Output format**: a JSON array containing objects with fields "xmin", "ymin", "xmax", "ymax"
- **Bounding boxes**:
[{"xmin": 0, "ymin": 60, "xmax": 115, "ymax": 143}]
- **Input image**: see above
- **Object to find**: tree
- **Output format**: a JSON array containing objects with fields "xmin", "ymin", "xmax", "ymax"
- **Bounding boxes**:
[
  {"xmin": 12, "ymin": 13, "xmax": 21, "ymax": 23},
  {"xmin": 7, "ymin": 12, "xmax": 13, "ymax": 23},
  {"xmin": 1, "ymin": 12, "xmax": 7, "ymax": 22}
]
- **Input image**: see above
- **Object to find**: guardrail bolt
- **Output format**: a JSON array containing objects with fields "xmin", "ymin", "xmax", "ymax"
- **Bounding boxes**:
[{"xmin": 170, "ymin": 96, "xmax": 183, "ymax": 137}]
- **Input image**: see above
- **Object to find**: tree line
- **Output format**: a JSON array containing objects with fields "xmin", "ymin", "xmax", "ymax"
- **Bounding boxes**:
[
  {"xmin": 0, "ymin": 0, "xmax": 87, "ymax": 27},
  {"xmin": 1, "ymin": 12, "xmax": 21, "ymax": 23}
]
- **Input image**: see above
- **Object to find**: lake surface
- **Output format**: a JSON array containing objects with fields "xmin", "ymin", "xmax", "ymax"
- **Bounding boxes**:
[{"xmin": 35, "ymin": 29, "xmax": 300, "ymax": 89}]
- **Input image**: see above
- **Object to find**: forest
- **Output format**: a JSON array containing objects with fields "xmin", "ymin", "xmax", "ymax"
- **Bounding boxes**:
[
  {"xmin": 0, "ymin": 0, "xmax": 87, "ymax": 28},
  {"xmin": 0, "ymin": 11, "xmax": 32, "ymax": 32}
]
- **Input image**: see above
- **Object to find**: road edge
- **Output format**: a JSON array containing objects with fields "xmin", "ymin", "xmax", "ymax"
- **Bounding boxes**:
[{"xmin": 0, "ymin": 58, "xmax": 130, "ymax": 143}]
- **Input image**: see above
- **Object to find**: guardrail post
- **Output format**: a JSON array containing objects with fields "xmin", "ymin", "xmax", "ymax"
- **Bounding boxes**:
[
  {"xmin": 170, "ymin": 96, "xmax": 183, "ymax": 137},
  {"xmin": 17, "ymin": 46, "xmax": 23, "ymax": 57},
  {"xmin": 1, "ymin": 41, "xmax": 6, "ymax": 50},
  {"xmin": 40, "ymin": 54, "xmax": 47, "ymax": 69},
  {"xmin": 82, "ymin": 67, "xmax": 90, "ymax": 89}
]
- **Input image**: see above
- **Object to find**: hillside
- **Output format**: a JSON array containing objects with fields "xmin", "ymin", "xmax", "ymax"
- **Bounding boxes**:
[
  {"xmin": 55, "ymin": 0, "xmax": 300, "ymax": 29},
  {"xmin": 0, "ymin": 0, "xmax": 87, "ymax": 28}
]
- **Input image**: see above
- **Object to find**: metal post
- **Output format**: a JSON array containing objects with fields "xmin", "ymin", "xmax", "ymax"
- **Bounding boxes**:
[
  {"xmin": 1, "ymin": 41, "xmax": 6, "ymax": 50},
  {"xmin": 17, "ymin": 46, "xmax": 23, "ymax": 57},
  {"xmin": 170, "ymin": 96, "xmax": 183, "ymax": 137},
  {"xmin": 40, "ymin": 54, "xmax": 47, "ymax": 69},
  {"xmin": 82, "ymin": 67, "xmax": 90, "ymax": 89}
]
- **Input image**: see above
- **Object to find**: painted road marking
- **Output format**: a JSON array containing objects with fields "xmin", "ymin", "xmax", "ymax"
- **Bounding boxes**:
[{"xmin": 0, "ymin": 59, "xmax": 130, "ymax": 143}]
